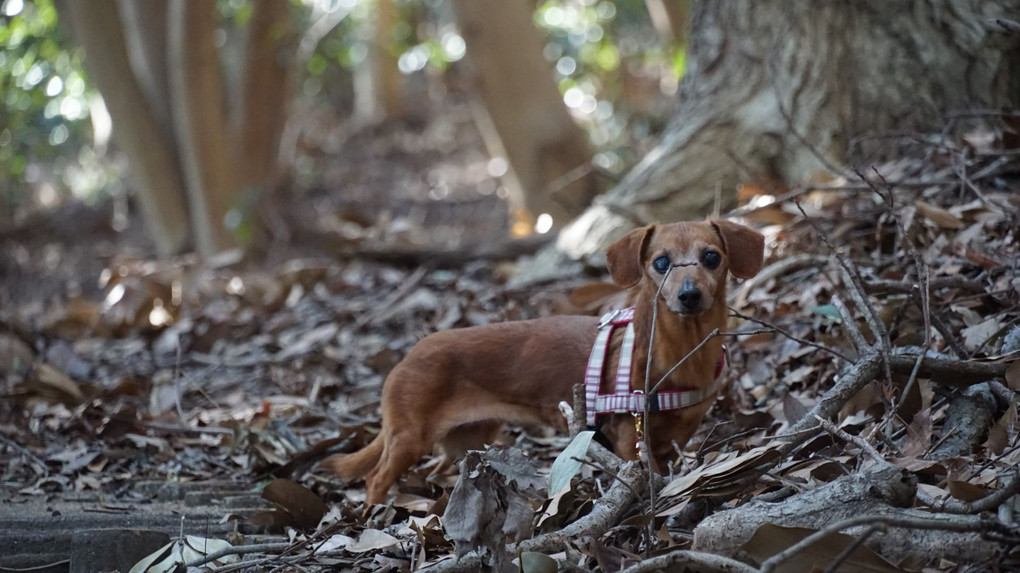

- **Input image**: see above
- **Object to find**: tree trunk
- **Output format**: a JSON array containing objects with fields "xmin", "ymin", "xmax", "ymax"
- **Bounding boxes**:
[
  {"xmin": 118, "ymin": 0, "xmax": 172, "ymax": 145},
  {"xmin": 556, "ymin": 0, "xmax": 1020, "ymax": 259},
  {"xmin": 64, "ymin": 0, "xmax": 190, "ymax": 257},
  {"xmin": 234, "ymin": 0, "xmax": 294, "ymax": 197},
  {"xmin": 352, "ymin": 0, "xmax": 404, "ymax": 124},
  {"xmin": 645, "ymin": 0, "xmax": 689, "ymax": 46},
  {"xmin": 169, "ymin": 0, "xmax": 239, "ymax": 256},
  {"xmin": 452, "ymin": 0, "xmax": 598, "ymax": 232}
]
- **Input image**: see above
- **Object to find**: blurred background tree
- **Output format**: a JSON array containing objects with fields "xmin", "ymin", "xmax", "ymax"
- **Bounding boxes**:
[
  {"xmin": 557, "ymin": 1, "xmax": 1020, "ymax": 259},
  {"xmin": 0, "ymin": 0, "xmax": 99, "ymax": 221},
  {"xmin": 59, "ymin": 0, "xmax": 294, "ymax": 257},
  {"xmin": 3, "ymin": 0, "xmax": 682, "ymax": 258},
  {"xmin": 3, "ymin": 0, "xmax": 1016, "ymax": 262}
]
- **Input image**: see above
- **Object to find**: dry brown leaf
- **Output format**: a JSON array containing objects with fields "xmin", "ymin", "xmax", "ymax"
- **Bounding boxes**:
[
  {"xmin": 261, "ymin": 478, "xmax": 327, "ymax": 529},
  {"xmin": 393, "ymin": 492, "xmax": 433, "ymax": 513},
  {"xmin": 249, "ymin": 509, "xmax": 298, "ymax": 528},
  {"xmin": 917, "ymin": 483, "xmax": 950, "ymax": 505},
  {"xmin": 961, "ymin": 247, "xmax": 1001, "ymax": 269},
  {"xmin": 947, "ymin": 479, "xmax": 988, "ymax": 502},
  {"xmin": 983, "ymin": 405, "xmax": 1012, "ymax": 455},
  {"xmin": 742, "ymin": 523, "xmax": 900, "ymax": 572},
  {"xmin": 781, "ymin": 393, "xmax": 810, "ymax": 425},
  {"xmin": 442, "ymin": 451, "xmax": 534, "ymax": 561},
  {"xmin": 657, "ymin": 443, "xmax": 784, "ymax": 512},
  {"xmin": 900, "ymin": 408, "xmax": 932, "ymax": 459},
  {"xmin": 914, "ymin": 200, "xmax": 964, "ymax": 229},
  {"xmin": 25, "ymin": 362, "xmax": 85, "ymax": 406},
  {"xmin": 1005, "ymin": 361, "xmax": 1020, "ymax": 390}
]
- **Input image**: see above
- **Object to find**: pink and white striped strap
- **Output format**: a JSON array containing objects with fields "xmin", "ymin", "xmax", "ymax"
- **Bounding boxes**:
[{"xmin": 584, "ymin": 307, "xmax": 725, "ymax": 426}]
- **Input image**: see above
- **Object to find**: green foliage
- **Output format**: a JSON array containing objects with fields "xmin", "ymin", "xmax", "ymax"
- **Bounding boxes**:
[
  {"xmin": 0, "ymin": 0, "xmax": 684, "ymax": 222},
  {"xmin": 535, "ymin": 0, "xmax": 684, "ymax": 171},
  {"xmin": 0, "ymin": 0, "xmax": 97, "ymax": 216}
]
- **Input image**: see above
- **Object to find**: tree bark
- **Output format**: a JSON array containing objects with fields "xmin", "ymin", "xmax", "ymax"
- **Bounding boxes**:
[
  {"xmin": 557, "ymin": 0, "xmax": 1020, "ymax": 259},
  {"xmin": 64, "ymin": 0, "xmax": 190, "ymax": 257},
  {"xmin": 169, "ymin": 0, "xmax": 239, "ymax": 256},
  {"xmin": 235, "ymin": 0, "xmax": 294, "ymax": 197},
  {"xmin": 452, "ymin": 0, "xmax": 598, "ymax": 231},
  {"xmin": 352, "ymin": 0, "xmax": 404, "ymax": 124},
  {"xmin": 117, "ymin": 0, "xmax": 172, "ymax": 144},
  {"xmin": 692, "ymin": 464, "xmax": 998, "ymax": 565}
]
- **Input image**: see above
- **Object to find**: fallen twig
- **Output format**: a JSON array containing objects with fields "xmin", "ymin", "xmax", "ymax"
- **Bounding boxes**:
[
  {"xmin": 618, "ymin": 549, "xmax": 757, "ymax": 573},
  {"xmin": 814, "ymin": 415, "xmax": 884, "ymax": 463},
  {"xmin": 189, "ymin": 542, "xmax": 292, "ymax": 568},
  {"xmin": 729, "ymin": 309, "xmax": 851, "ymax": 362},
  {"xmin": 518, "ymin": 461, "xmax": 646, "ymax": 555},
  {"xmin": 916, "ymin": 469, "xmax": 1020, "ymax": 514}
]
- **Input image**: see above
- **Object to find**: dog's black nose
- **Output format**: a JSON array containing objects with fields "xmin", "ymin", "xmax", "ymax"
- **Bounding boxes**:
[{"xmin": 678, "ymin": 279, "xmax": 702, "ymax": 311}]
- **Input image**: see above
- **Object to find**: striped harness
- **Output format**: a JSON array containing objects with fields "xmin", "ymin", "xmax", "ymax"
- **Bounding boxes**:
[{"xmin": 584, "ymin": 307, "xmax": 725, "ymax": 427}]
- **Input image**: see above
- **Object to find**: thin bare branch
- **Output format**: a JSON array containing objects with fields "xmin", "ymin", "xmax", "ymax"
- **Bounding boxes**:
[
  {"xmin": 831, "ymin": 295, "xmax": 870, "ymax": 354},
  {"xmin": 619, "ymin": 550, "xmax": 758, "ymax": 573}
]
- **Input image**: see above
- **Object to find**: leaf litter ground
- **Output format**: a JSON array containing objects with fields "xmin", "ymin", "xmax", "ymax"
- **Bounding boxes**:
[{"xmin": 1, "ymin": 104, "xmax": 1019, "ymax": 571}]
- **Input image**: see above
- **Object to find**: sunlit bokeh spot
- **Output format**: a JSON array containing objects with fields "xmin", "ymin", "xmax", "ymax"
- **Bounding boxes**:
[
  {"xmin": 487, "ymin": 157, "xmax": 509, "ymax": 177},
  {"xmin": 535, "ymin": 213, "xmax": 553, "ymax": 234},
  {"xmin": 556, "ymin": 56, "xmax": 577, "ymax": 76},
  {"xmin": 442, "ymin": 33, "xmax": 466, "ymax": 62},
  {"xmin": 3, "ymin": 0, "xmax": 24, "ymax": 17},
  {"xmin": 149, "ymin": 299, "xmax": 172, "ymax": 327},
  {"xmin": 563, "ymin": 86, "xmax": 584, "ymax": 109}
]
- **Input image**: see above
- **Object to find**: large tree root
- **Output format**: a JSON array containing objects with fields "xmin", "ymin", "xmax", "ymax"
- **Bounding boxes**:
[{"xmin": 691, "ymin": 464, "xmax": 1002, "ymax": 566}]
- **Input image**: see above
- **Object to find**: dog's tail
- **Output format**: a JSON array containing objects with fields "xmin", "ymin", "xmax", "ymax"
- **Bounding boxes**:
[{"xmin": 321, "ymin": 434, "xmax": 384, "ymax": 480}]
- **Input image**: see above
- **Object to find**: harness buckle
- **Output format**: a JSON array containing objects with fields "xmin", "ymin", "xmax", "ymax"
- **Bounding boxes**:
[
  {"xmin": 631, "ymin": 390, "xmax": 646, "ymax": 460},
  {"xmin": 631, "ymin": 391, "xmax": 645, "ymax": 436},
  {"xmin": 646, "ymin": 392, "xmax": 660, "ymax": 413}
]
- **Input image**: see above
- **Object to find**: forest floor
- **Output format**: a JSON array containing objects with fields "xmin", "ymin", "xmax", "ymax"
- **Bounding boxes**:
[{"xmin": 1, "ymin": 99, "xmax": 1019, "ymax": 572}]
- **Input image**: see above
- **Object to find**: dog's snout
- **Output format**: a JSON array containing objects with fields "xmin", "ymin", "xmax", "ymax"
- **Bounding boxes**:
[{"xmin": 677, "ymin": 278, "xmax": 702, "ymax": 311}]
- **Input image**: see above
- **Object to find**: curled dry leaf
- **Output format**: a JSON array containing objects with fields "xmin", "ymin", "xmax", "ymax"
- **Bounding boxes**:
[
  {"xmin": 23, "ymin": 362, "xmax": 85, "ymax": 406},
  {"xmin": 657, "ymin": 444, "xmax": 784, "ymax": 516},
  {"xmin": 481, "ymin": 443, "xmax": 544, "ymax": 491},
  {"xmin": 442, "ymin": 450, "xmax": 535, "ymax": 563}
]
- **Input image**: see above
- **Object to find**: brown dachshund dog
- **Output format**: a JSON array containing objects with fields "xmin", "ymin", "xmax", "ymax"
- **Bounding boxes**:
[{"xmin": 323, "ymin": 220, "xmax": 764, "ymax": 505}]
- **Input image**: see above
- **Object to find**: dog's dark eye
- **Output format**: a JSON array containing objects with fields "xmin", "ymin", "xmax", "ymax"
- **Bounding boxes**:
[
  {"xmin": 652, "ymin": 255, "xmax": 670, "ymax": 274},
  {"xmin": 701, "ymin": 250, "xmax": 722, "ymax": 269}
]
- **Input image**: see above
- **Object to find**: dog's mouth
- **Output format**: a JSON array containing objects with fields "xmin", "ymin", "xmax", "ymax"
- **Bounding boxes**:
[{"xmin": 664, "ymin": 296, "xmax": 707, "ymax": 316}]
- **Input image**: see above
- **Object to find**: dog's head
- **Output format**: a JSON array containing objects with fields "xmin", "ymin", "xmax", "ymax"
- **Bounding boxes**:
[{"xmin": 606, "ymin": 220, "xmax": 764, "ymax": 315}]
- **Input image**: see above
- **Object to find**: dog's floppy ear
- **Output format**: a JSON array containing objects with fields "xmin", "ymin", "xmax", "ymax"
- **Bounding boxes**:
[
  {"xmin": 606, "ymin": 225, "xmax": 656, "ymax": 287},
  {"xmin": 711, "ymin": 220, "xmax": 764, "ymax": 279}
]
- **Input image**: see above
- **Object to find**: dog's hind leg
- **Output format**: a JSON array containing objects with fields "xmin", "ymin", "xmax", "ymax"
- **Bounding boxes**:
[{"xmin": 364, "ymin": 431, "xmax": 431, "ymax": 505}]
